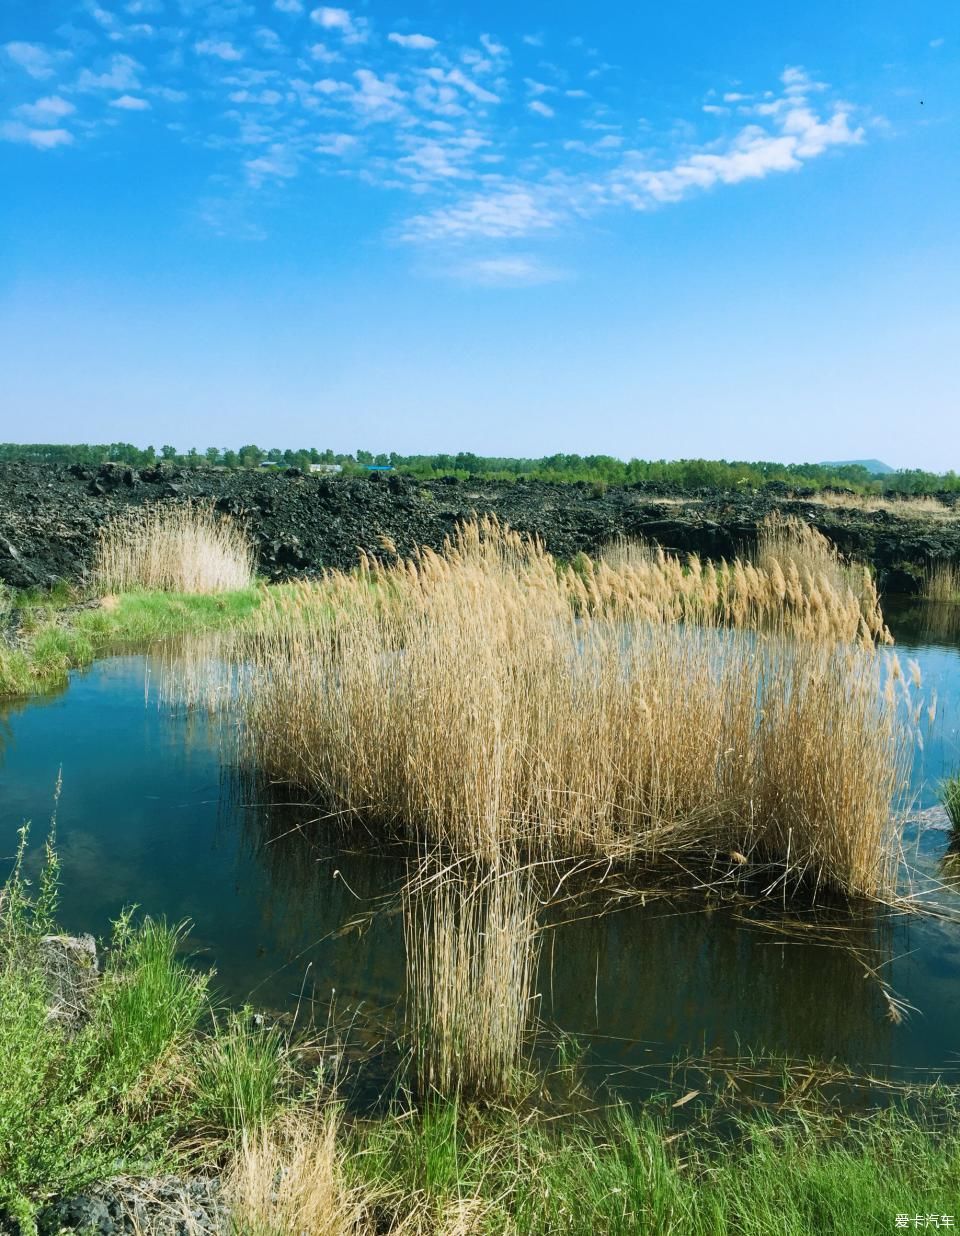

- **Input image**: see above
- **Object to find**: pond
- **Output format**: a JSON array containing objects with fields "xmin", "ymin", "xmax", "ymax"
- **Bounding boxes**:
[{"xmin": 2, "ymin": 599, "xmax": 960, "ymax": 1103}]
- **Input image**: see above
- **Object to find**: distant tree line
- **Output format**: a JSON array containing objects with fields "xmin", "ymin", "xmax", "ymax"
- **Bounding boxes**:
[{"xmin": 0, "ymin": 442, "xmax": 957, "ymax": 495}]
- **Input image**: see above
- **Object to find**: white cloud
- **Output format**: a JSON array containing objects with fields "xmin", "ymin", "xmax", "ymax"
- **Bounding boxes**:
[
  {"xmin": 308, "ymin": 42, "xmax": 339, "ymax": 63},
  {"xmin": 388, "ymin": 32, "xmax": 437, "ymax": 51},
  {"xmin": 315, "ymin": 132, "xmax": 356, "ymax": 154},
  {"xmin": 479, "ymin": 34, "xmax": 507, "ymax": 58},
  {"xmin": 13, "ymin": 96, "xmax": 75, "ymax": 124},
  {"xmin": 702, "ymin": 104, "xmax": 730, "ymax": 116},
  {"xmin": 151, "ymin": 86, "xmax": 188, "ymax": 102},
  {"xmin": 77, "ymin": 53, "xmax": 142, "ymax": 91},
  {"xmin": 245, "ymin": 143, "xmax": 298, "ymax": 185},
  {"xmin": 524, "ymin": 78, "xmax": 553, "ymax": 96},
  {"xmin": 723, "ymin": 91, "xmax": 752, "ymax": 102},
  {"xmin": 528, "ymin": 99, "xmax": 555, "ymax": 118},
  {"xmin": 426, "ymin": 67, "xmax": 499, "ymax": 105},
  {"xmin": 254, "ymin": 27, "xmax": 285, "ymax": 52},
  {"xmin": 396, "ymin": 129, "xmax": 489, "ymax": 182},
  {"xmin": 1, "ymin": 121, "xmax": 74, "ymax": 149},
  {"xmin": 401, "ymin": 64, "xmax": 864, "ymax": 245},
  {"xmin": 930, "ymin": 37, "xmax": 945, "ymax": 48},
  {"xmin": 194, "ymin": 38, "xmax": 242, "ymax": 60},
  {"xmin": 310, "ymin": 6, "xmax": 367, "ymax": 43},
  {"xmin": 125, "ymin": 0, "xmax": 164, "ymax": 12},
  {"xmin": 522, "ymin": 34, "xmax": 544, "ymax": 48},
  {"xmin": 565, "ymin": 89, "xmax": 589, "ymax": 99},
  {"xmin": 273, "ymin": 0, "xmax": 303, "ymax": 10},
  {"xmin": 610, "ymin": 74, "xmax": 862, "ymax": 209},
  {"xmin": 110, "ymin": 94, "xmax": 151, "ymax": 110},
  {"xmin": 352, "ymin": 68, "xmax": 405, "ymax": 117},
  {"xmin": 4, "ymin": 41, "xmax": 58, "ymax": 79},
  {"xmin": 402, "ymin": 187, "xmax": 559, "ymax": 242},
  {"xmin": 228, "ymin": 88, "xmax": 283, "ymax": 104},
  {"xmin": 450, "ymin": 254, "xmax": 566, "ymax": 286}
]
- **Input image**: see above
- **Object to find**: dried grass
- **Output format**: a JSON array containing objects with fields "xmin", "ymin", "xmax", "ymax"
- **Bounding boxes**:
[
  {"xmin": 923, "ymin": 561, "xmax": 960, "ymax": 603},
  {"xmin": 93, "ymin": 502, "xmax": 254, "ymax": 595},
  {"xmin": 226, "ymin": 1108, "xmax": 362, "ymax": 1236},
  {"xmin": 803, "ymin": 492, "xmax": 958, "ymax": 519},
  {"xmin": 217, "ymin": 518, "xmax": 909, "ymax": 898}
]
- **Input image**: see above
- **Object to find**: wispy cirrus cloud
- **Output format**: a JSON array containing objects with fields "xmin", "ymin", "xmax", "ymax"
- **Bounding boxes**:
[
  {"xmin": 447, "ymin": 253, "xmax": 568, "ymax": 286},
  {"xmin": 403, "ymin": 66, "xmax": 864, "ymax": 244}
]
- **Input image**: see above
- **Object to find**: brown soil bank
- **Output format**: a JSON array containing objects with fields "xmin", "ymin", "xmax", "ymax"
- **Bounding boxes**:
[{"xmin": 1, "ymin": 461, "xmax": 958, "ymax": 591}]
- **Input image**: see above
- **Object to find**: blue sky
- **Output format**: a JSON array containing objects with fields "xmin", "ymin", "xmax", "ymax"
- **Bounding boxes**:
[{"xmin": 0, "ymin": 0, "xmax": 957, "ymax": 467}]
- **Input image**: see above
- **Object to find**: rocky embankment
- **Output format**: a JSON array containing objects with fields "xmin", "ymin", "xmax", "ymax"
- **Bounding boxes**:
[{"xmin": 1, "ymin": 462, "xmax": 958, "ymax": 591}]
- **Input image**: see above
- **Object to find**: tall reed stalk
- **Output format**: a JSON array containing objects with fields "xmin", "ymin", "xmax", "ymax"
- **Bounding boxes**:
[
  {"xmin": 404, "ymin": 864, "xmax": 540, "ymax": 1100},
  {"xmin": 924, "ymin": 561, "xmax": 960, "ymax": 603}
]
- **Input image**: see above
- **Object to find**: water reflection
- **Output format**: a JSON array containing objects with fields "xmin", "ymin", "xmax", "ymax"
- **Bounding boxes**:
[{"xmin": 1, "ymin": 636, "xmax": 960, "ymax": 1100}]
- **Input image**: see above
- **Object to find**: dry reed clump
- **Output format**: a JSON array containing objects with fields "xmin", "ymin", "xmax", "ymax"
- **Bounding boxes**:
[
  {"xmin": 226, "ymin": 1108, "xmax": 363, "ymax": 1236},
  {"xmin": 228, "ymin": 518, "xmax": 909, "ymax": 899},
  {"xmin": 404, "ymin": 864, "xmax": 540, "ymax": 1100},
  {"xmin": 93, "ymin": 502, "xmax": 254, "ymax": 594},
  {"xmin": 923, "ymin": 561, "xmax": 960, "ymax": 603},
  {"xmin": 752, "ymin": 514, "xmax": 890, "ymax": 644},
  {"xmin": 593, "ymin": 518, "xmax": 890, "ymax": 645}
]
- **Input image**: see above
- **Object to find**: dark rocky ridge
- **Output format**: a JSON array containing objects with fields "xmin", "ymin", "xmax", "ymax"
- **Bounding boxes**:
[{"xmin": 1, "ymin": 462, "xmax": 958, "ymax": 592}]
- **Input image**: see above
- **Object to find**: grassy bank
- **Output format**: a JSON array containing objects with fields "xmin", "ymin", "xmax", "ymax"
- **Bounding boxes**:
[
  {"xmin": 0, "ymin": 583, "xmax": 263, "ymax": 698},
  {"xmin": 3, "ymin": 844, "xmax": 957, "ymax": 1235}
]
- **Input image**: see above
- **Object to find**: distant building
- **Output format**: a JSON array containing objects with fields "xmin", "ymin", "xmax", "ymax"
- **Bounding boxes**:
[
  {"xmin": 365, "ymin": 464, "xmax": 393, "ymax": 472},
  {"xmin": 310, "ymin": 463, "xmax": 342, "ymax": 474}
]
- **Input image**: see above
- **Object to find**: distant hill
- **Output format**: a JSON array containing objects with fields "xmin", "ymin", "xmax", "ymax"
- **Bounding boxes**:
[{"xmin": 820, "ymin": 459, "xmax": 896, "ymax": 476}]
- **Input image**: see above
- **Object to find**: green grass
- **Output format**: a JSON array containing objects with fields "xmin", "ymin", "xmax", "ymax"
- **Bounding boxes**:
[
  {"xmin": 192, "ymin": 1008, "xmax": 291, "ymax": 1139},
  {"xmin": 0, "ymin": 584, "xmax": 263, "ymax": 698},
  {"xmin": 350, "ymin": 1096, "xmax": 960, "ymax": 1235},
  {"xmin": 4, "ymin": 833, "xmax": 960, "ymax": 1234},
  {"xmin": 942, "ymin": 774, "xmax": 960, "ymax": 831},
  {"xmin": 0, "ymin": 831, "xmax": 206, "ymax": 1232},
  {"xmin": 0, "ymin": 829, "xmax": 289, "ymax": 1234}
]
